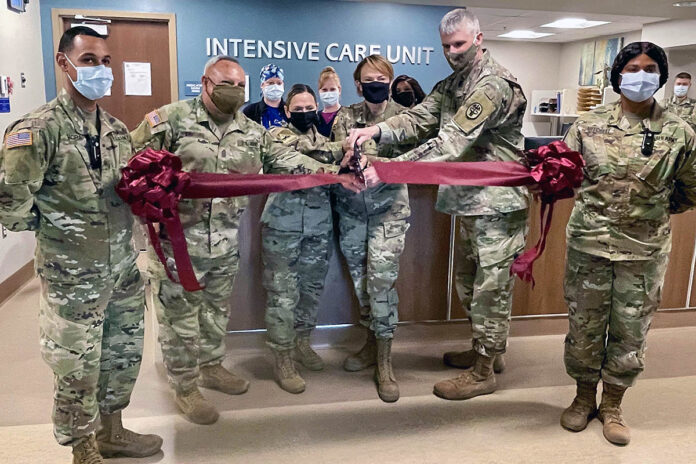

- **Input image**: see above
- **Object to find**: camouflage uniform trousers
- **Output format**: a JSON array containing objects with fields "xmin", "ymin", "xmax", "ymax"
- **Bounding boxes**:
[
  {"xmin": 334, "ymin": 194, "xmax": 410, "ymax": 340},
  {"xmin": 262, "ymin": 226, "xmax": 332, "ymax": 351},
  {"xmin": 564, "ymin": 247, "xmax": 668, "ymax": 387},
  {"xmin": 150, "ymin": 250, "xmax": 240, "ymax": 393},
  {"xmin": 39, "ymin": 257, "xmax": 144, "ymax": 445},
  {"xmin": 454, "ymin": 210, "xmax": 528, "ymax": 357}
]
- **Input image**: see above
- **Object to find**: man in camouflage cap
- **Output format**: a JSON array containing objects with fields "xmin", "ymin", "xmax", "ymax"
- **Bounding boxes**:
[
  {"xmin": 131, "ymin": 56, "xmax": 358, "ymax": 425},
  {"xmin": 350, "ymin": 7, "xmax": 529, "ymax": 401},
  {"xmin": 664, "ymin": 72, "xmax": 696, "ymax": 132},
  {"xmin": 0, "ymin": 27, "xmax": 162, "ymax": 463}
]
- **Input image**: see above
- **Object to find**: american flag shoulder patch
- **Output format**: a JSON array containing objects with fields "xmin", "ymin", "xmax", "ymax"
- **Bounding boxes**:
[
  {"xmin": 4, "ymin": 130, "xmax": 33, "ymax": 149},
  {"xmin": 146, "ymin": 110, "xmax": 166, "ymax": 128}
]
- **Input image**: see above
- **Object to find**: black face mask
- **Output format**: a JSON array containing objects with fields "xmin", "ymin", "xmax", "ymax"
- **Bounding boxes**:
[
  {"xmin": 289, "ymin": 110, "xmax": 319, "ymax": 133},
  {"xmin": 394, "ymin": 90, "xmax": 415, "ymax": 108},
  {"xmin": 361, "ymin": 81, "xmax": 390, "ymax": 104}
]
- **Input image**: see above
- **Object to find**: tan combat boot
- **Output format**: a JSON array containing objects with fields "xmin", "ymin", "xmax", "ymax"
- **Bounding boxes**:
[
  {"xmin": 96, "ymin": 410, "xmax": 163, "ymax": 458},
  {"xmin": 560, "ymin": 381, "xmax": 598, "ymax": 432},
  {"xmin": 443, "ymin": 349, "xmax": 506, "ymax": 373},
  {"xmin": 598, "ymin": 382, "xmax": 631, "ymax": 445},
  {"xmin": 175, "ymin": 387, "xmax": 219, "ymax": 425},
  {"xmin": 374, "ymin": 338, "xmax": 399, "ymax": 403},
  {"xmin": 343, "ymin": 328, "xmax": 377, "ymax": 372},
  {"xmin": 273, "ymin": 349, "xmax": 306, "ymax": 394},
  {"xmin": 198, "ymin": 363, "xmax": 250, "ymax": 395},
  {"xmin": 72, "ymin": 434, "xmax": 104, "ymax": 464},
  {"xmin": 294, "ymin": 332, "xmax": 324, "ymax": 371},
  {"xmin": 433, "ymin": 354, "xmax": 497, "ymax": 400}
]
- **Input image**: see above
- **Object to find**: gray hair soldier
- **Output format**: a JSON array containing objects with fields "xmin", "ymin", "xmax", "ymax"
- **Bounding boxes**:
[
  {"xmin": 0, "ymin": 26, "xmax": 163, "ymax": 463},
  {"xmin": 349, "ymin": 7, "xmax": 530, "ymax": 401}
]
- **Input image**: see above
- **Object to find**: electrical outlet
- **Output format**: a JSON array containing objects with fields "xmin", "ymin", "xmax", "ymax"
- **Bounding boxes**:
[{"xmin": 21, "ymin": 73, "xmax": 26, "ymax": 88}]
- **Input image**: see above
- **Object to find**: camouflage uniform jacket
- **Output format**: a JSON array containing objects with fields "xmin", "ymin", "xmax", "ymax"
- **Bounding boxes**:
[
  {"xmin": 130, "ymin": 96, "xmax": 339, "ymax": 258},
  {"xmin": 0, "ymin": 90, "xmax": 136, "ymax": 282},
  {"xmin": 564, "ymin": 101, "xmax": 696, "ymax": 260},
  {"xmin": 664, "ymin": 95, "xmax": 696, "ymax": 131},
  {"xmin": 332, "ymin": 99, "xmax": 412, "ymax": 221},
  {"xmin": 376, "ymin": 50, "xmax": 529, "ymax": 216},
  {"xmin": 261, "ymin": 124, "xmax": 342, "ymax": 234}
]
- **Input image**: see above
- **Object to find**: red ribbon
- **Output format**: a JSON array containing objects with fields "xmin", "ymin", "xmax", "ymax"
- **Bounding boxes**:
[{"xmin": 117, "ymin": 141, "xmax": 583, "ymax": 291}]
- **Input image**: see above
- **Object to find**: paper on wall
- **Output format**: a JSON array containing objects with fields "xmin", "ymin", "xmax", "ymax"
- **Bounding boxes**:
[{"xmin": 124, "ymin": 62, "xmax": 152, "ymax": 96}]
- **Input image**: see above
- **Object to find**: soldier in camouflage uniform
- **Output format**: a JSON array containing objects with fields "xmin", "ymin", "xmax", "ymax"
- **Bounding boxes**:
[
  {"xmin": 131, "ymin": 56, "xmax": 353, "ymax": 425},
  {"xmin": 331, "ymin": 54, "xmax": 414, "ymax": 403},
  {"xmin": 261, "ymin": 84, "xmax": 347, "ymax": 394},
  {"xmin": 664, "ymin": 72, "xmax": 696, "ymax": 131},
  {"xmin": 351, "ymin": 9, "xmax": 528, "ymax": 401},
  {"xmin": 560, "ymin": 42, "xmax": 696, "ymax": 446},
  {"xmin": 0, "ymin": 27, "xmax": 161, "ymax": 464}
]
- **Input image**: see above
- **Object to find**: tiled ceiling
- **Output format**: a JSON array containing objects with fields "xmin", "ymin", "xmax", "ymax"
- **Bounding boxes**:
[
  {"xmin": 470, "ymin": 8, "xmax": 664, "ymax": 43},
  {"xmin": 348, "ymin": 0, "xmax": 694, "ymax": 42}
]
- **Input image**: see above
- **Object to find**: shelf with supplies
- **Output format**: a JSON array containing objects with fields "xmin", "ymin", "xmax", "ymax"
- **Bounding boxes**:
[{"xmin": 530, "ymin": 89, "xmax": 579, "ymax": 136}]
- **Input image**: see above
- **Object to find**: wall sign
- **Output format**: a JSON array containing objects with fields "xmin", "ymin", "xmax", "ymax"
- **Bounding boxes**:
[
  {"xmin": 0, "ymin": 98, "xmax": 10, "ymax": 113},
  {"xmin": 206, "ymin": 38, "xmax": 436, "ymax": 65},
  {"xmin": 184, "ymin": 81, "xmax": 202, "ymax": 96}
]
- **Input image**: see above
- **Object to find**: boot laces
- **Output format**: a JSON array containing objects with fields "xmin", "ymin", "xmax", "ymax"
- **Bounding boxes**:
[{"xmin": 279, "ymin": 353, "xmax": 298, "ymax": 377}]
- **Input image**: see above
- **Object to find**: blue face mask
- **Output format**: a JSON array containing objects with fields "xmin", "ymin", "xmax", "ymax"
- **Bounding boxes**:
[
  {"xmin": 620, "ymin": 70, "xmax": 660, "ymax": 103},
  {"xmin": 64, "ymin": 55, "xmax": 114, "ymax": 101}
]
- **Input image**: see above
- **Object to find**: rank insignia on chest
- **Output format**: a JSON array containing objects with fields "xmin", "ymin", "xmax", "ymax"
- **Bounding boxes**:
[
  {"xmin": 466, "ymin": 103, "xmax": 483, "ymax": 120},
  {"xmin": 4, "ymin": 130, "xmax": 32, "ymax": 149}
]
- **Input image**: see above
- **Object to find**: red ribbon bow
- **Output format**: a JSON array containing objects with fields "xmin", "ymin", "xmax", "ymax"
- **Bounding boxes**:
[{"xmin": 117, "ymin": 142, "xmax": 584, "ymax": 291}]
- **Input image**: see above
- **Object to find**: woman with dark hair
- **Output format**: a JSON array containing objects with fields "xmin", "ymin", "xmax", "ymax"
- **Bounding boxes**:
[
  {"xmin": 390, "ymin": 74, "xmax": 426, "ymax": 108},
  {"xmin": 560, "ymin": 42, "xmax": 696, "ymax": 446},
  {"xmin": 261, "ymin": 84, "xmax": 349, "ymax": 394}
]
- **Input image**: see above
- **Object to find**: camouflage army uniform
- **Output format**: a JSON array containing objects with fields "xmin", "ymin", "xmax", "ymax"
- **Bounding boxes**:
[
  {"xmin": 0, "ymin": 90, "xmax": 144, "ymax": 445},
  {"xmin": 261, "ymin": 124, "xmax": 343, "ymax": 350},
  {"xmin": 131, "ymin": 96, "xmax": 338, "ymax": 392},
  {"xmin": 664, "ymin": 95, "xmax": 696, "ymax": 132},
  {"xmin": 331, "ymin": 100, "xmax": 412, "ymax": 339},
  {"xmin": 376, "ymin": 50, "xmax": 529, "ymax": 355},
  {"xmin": 563, "ymin": 101, "xmax": 696, "ymax": 387}
]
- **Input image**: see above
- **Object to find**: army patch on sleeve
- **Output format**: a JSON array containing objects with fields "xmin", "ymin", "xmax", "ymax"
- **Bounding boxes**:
[
  {"xmin": 4, "ymin": 130, "xmax": 33, "ymax": 149},
  {"xmin": 146, "ymin": 110, "xmax": 166, "ymax": 128},
  {"xmin": 453, "ymin": 90, "xmax": 497, "ymax": 134}
]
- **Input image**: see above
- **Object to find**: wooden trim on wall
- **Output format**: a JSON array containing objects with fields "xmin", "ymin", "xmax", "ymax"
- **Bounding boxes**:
[
  {"xmin": 0, "ymin": 261, "xmax": 34, "ymax": 307},
  {"xmin": 50, "ymin": 8, "xmax": 178, "ymax": 102}
]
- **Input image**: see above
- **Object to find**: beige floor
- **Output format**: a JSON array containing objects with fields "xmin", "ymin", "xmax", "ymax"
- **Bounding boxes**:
[{"xmin": 1, "ymin": 279, "xmax": 695, "ymax": 464}]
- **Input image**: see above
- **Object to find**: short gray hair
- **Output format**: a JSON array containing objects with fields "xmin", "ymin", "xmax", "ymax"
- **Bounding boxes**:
[
  {"xmin": 203, "ymin": 55, "xmax": 239, "ymax": 75},
  {"xmin": 439, "ymin": 8, "xmax": 480, "ymax": 36}
]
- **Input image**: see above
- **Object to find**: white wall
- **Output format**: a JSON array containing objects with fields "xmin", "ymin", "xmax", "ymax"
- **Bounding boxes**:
[
  {"xmin": 642, "ymin": 19, "xmax": 696, "ymax": 50},
  {"xmin": 486, "ymin": 40, "xmax": 563, "ymax": 136},
  {"xmin": 0, "ymin": 2, "xmax": 46, "ymax": 282},
  {"xmin": 557, "ymin": 30, "xmax": 643, "ymax": 95}
]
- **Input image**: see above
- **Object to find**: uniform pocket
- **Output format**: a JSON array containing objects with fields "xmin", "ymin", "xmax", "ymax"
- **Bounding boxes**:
[{"xmin": 383, "ymin": 219, "xmax": 410, "ymax": 238}]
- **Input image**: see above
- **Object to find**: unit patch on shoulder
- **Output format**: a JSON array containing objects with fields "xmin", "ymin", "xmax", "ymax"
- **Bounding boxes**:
[
  {"xmin": 4, "ymin": 130, "xmax": 33, "ymax": 149},
  {"xmin": 146, "ymin": 110, "xmax": 166, "ymax": 128},
  {"xmin": 466, "ymin": 102, "xmax": 483, "ymax": 120},
  {"xmin": 453, "ymin": 89, "xmax": 497, "ymax": 134}
]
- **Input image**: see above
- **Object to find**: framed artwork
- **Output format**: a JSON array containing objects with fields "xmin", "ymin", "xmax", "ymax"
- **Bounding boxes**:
[{"xmin": 578, "ymin": 37, "xmax": 624, "ymax": 87}]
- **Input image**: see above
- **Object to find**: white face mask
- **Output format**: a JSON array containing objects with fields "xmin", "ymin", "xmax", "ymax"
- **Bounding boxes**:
[
  {"xmin": 319, "ymin": 91, "xmax": 340, "ymax": 107},
  {"xmin": 620, "ymin": 70, "xmax": 660, "ymax": 103},
  {"xmin": 262, "ymin": 83, "xmax": 284, "ymax": 102},
  {"xmin": 674, "ymin": 84, "xmax": 689, "ymax": 98},
  {"xmin": 64, "ymin": 54, "xmax": 113, "ymax": 101}
]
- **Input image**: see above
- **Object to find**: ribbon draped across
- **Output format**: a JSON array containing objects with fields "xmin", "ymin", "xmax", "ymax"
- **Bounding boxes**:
[{"xmin": 116, "ymin": 141, "xmax": 584, "ymax": 291}]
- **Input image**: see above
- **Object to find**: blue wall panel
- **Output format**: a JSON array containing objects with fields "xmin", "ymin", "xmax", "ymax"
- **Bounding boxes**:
[{"xmin": 40, "ymin": 0, "xmax": 454, "ymax": 105}]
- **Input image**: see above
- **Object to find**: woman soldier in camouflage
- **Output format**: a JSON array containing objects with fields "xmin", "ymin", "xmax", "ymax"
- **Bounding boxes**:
[
  {"xmin": 331, "ymin": 55, "xmax": 415, "ymax": 403},
  {"xmin": 261, "ymin": 84, "xmax": 349, "ymax": 394},
  {"xmin": 561, "ymin": 42, "xmax": 696, "ymax": 445}
]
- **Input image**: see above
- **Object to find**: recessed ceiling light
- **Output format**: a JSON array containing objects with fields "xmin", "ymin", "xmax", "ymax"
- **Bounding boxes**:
[
  {"xmin": 541, "ymin": 18, "xmax": 610, "ymax": 28},
  {"xmin": 674, "ymin": 2, "xmax": 696, "ymax": 6},
  {"xmin": 497, "ymin": 30, "xmax": 554, "ymax": 39}
]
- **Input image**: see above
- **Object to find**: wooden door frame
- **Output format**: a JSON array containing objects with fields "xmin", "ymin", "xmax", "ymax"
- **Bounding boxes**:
[{"xmin": 51, "ymin": 8, "xmax": 178, "ymax": 103}]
